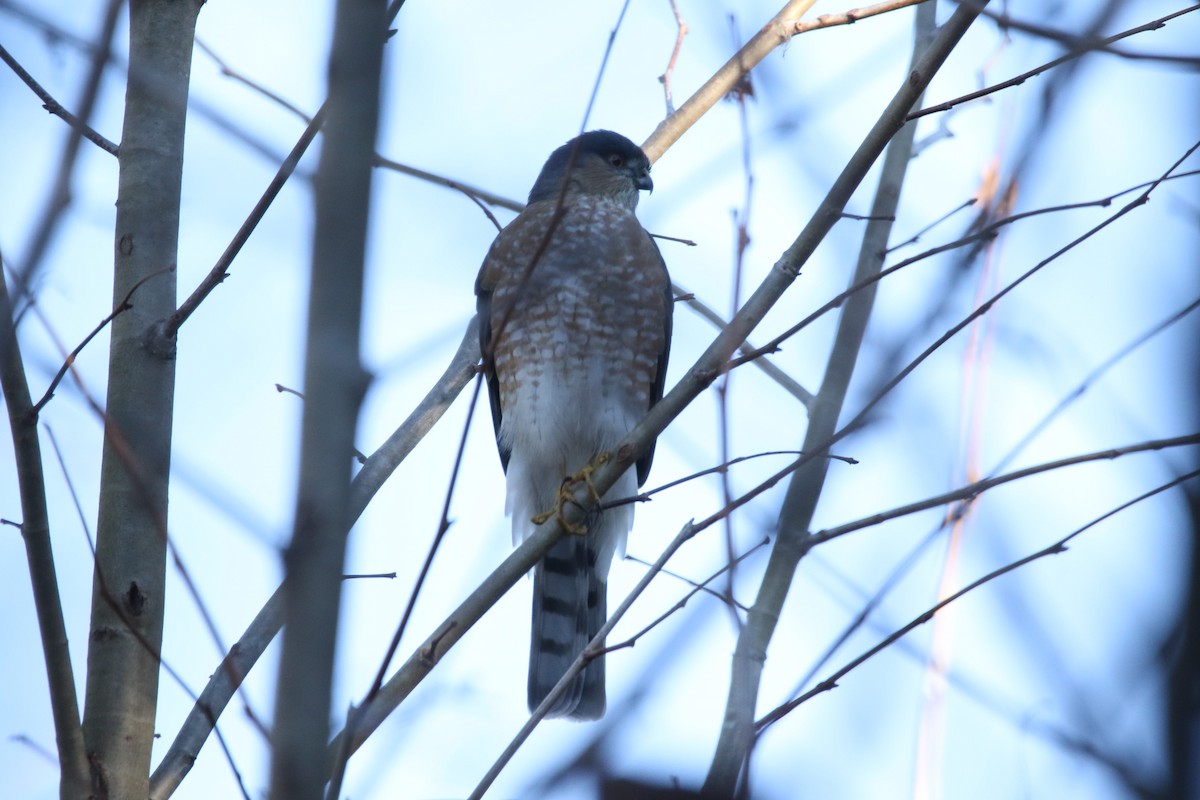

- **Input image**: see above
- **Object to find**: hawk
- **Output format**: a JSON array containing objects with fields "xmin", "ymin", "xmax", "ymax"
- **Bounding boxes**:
[{"xmin": 475, "ymin": 130, "xmax": 673, "ymax": 720}]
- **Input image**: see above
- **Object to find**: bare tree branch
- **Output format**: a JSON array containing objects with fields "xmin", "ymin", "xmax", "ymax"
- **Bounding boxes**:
[
  {"xmin": 267, "ymin": 0, "xmax": 385, "ymax": 796},
  {"xmin": 909, "ymin": 5, "xmax": 1200, "ymax": 120},
  {"xmin": 971, "ymin": 1, "xmax": 1200, "ymax": 64},
  {"xmin": 673, "ymin": 281, "xmax": 815, "ymax": 406},
  {"xmin": 757, "ymin": 468, "xmax": 1200, "ymax": 729},
  {"xmin": 325, "ymin": 0, "xmax": 991, "ymax": 775},
  {"xmin": 704, "ymin": 3, "xmax": 937, "ymax": 791},
  {"xmin": 0, "ymin": 269, "xmax": 89, "ymax": 797},
  {"xmin": 810, "ymin": 433, "xmax": 1200, "ymax": 546},
  {"xmin": 467, "ymin": 521, "xmax": 700, "ymax": 800},
  {"xmin": 612, "ymin": 537, "xmax": 769, "ymax": 648},
  {"xmin": 658, "ymin": 0, "xmax": 689, "ymax": 117},
  {"xmin": 796, "ymin": 0, "xmax": 928, "ymax": 34},
  {"xmin": 29, "ymin": 268, "xmax": 171, "ymax": 417},
  {"xmin": 643, "ymin": 0, "xmax": 817, "ymax": 163},
  {"xmin": 0, "ymin": 41, "xmax": 119, "ymax": 156},
  {"xmin": 147, "ymin": 591, "xmax": 282, "ymax": 798},
  {"xmin": 7, "ymin": 0, "xmax": 122, "ymax": 317},
  {"xmin": 151, "ymin": 316, "xmax": 479, "ymax": 797},
  {"xmin": 195, "ymin": 38, "xmax": 313, "ymax": 124},
  {"xmin": 164, "ymin": 3, "xmax": 409, "ymax": 338},
  {"xmin": 326, "ymin": 376, "xmax": 485, "ymax": 799}
]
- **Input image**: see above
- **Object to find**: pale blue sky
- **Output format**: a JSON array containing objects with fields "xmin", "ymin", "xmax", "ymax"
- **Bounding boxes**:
[{"xmin": 2, "ymin": 1, "xmax": 1197, "ymax": 798}]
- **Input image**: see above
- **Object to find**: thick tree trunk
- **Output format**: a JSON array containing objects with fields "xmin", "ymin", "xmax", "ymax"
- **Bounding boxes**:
[{"xmin": 80, "ymin": 2, "xmax": 200, "ymax": 796}]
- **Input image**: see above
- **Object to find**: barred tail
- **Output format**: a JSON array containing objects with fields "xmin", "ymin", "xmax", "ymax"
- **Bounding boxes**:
[{"xmin": 528, "ymin": 532, "xmax": 607, "ymax": 720}]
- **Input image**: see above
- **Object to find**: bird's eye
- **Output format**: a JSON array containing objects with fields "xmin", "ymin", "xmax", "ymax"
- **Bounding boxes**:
[{"xmin": 608, "ymin": 153, "xmax": 625, "ymax": 168}]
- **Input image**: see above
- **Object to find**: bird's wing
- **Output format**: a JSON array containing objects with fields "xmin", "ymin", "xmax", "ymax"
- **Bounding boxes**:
[
  {"xmin": 636, "ymin": 230, "xmax": 672, "ymax": 487},
  {"xmin": 475, "ymin": 237, "xmax": 510, "ymax": 472}
]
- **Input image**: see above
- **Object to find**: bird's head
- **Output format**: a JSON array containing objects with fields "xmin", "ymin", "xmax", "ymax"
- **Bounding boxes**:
[{"xmin": 527, "ymin": 130, "xmax": 653, "ymax": 209}]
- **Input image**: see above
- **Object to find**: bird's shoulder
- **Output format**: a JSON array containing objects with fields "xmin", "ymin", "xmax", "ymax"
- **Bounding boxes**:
[{"xmin": 476, "ymin": 198, "xmax": 658, "ymax": 294}]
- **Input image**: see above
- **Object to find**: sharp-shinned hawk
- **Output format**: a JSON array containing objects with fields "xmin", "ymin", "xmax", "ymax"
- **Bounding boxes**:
[{"xmin": 475, "ymin": 130, "xmax": 673, "ymax": 720}]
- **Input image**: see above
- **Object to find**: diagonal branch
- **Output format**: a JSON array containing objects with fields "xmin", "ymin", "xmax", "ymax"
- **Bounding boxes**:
[
  {"xmin": 642, "ymin": 0, "xmax": 930, "ymax": 163},
  {"xmin": 809, "ymin": 433, "xmax": 1200, "ymax": 547},
  {"xmin": 326, "ymin": 0, "xmax": 989, "ymax": 772},
  {"xmin": 703, "ymin": 2, "xmax": 939, "ymax": 792},
  {"xmin": 643, "ymin": 0, "xmax": 817, "ymax": 162},
  {"xmin": 0, "ymin": 41, "xmax": 119, "ymax": 155},
  {"xmin": 165, "ymin": 4, "xmax": 410, "ymax": 339},
  {"xmin": 156, "ymin": 0, "xmax": 975, "ymax": 779},
  {"xmin": 466, "ymin": 520, "xmax": 701, "ymax": 799},
  {"xmin": 909, "ymin": 4, "xmax": 1200, "ymax": 120},
  {"xmin": 150, "ymin": 319, "xmax": 479, "ymax": 799},
  {"xmin": 756, "ymin": 467, "xmax": 1200, "ymax": 730},
  {"xmin": 8, "ymin": 0, "xmax": 122, "ymax": 316},
  {"xmin": 29, "ymin": 268, "xmax": 172, "ymax": 417}
]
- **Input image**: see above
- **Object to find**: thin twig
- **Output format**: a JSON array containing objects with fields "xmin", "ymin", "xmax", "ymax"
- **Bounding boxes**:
[
  {"xmin": 152, "ymin": 318, "xmax": 479, "ymax": 797},
  {"xmin": 8, "ymin": 0, "xmax": 122, "ymax": 314},
  {"xmin": 579, "ymin": 0, "xmax": 634, "ymax": 131},
  {"xmin": 622, "ymin": 552, "xmax": 754, "ymax": 611},
  {"xmin": 604, "ymin": 449, "xmax": 854, "ymax": 511},
  {"xmin": 840, "ymin": 211, "xmax": 896, "ymax": 222},
  {"xmin": 725, "ymin": 166, "xmax": 1200, "ymax": 375},
  {"xmin": 658, "ymin": 0, "xmax": 689, "ymax": 116},
  {"xmin": 756, "ymin": 468, "xmax": 1200, "ymax": 730},
  {"xmin": 810, "ymin": 433, "xmax": 1200, "ymax": 547},
  {"xmin": 192, "ymin": 35, "xmax": 522, "ymax": 224},
  {"xmin": 42, "ymin": 424, "xmax": 255, "ymax": 800},
  {"xmin": 908, "ymin": 5, "xmax": 1200, "ymax": 120},
  {"xmin": 971, "ymin": 0, "xmax": 1200, "ymax": 64},
  {"xmin": 614, "ymin": 537, "xmax": 769, "ymax": 643},
  {"xmin": 987, "ymin": 294, "xmax": 1200, "ymax": 478},
  {"xmin": 0, "ymin": 41, "xmax": 119, "ymax": 155},
  {"xmin": 673, "ymin": 280, "xmax": 815, "ymax": 406},
  {"xmin": 885, "ymin": 197, "xmax": 977, "ymax": 253},
  {"xmin": 197, "ymin": 34, "xmax": 517, "ymax": 233},
  {"xmin": 374, "ymin": 155, "xmax": 523, "ymax": 215},
  {"xmin": 166, "ymin": 103, "xmax": 328, "ymax": 337},
  {"xmin": 271, "ymin": 383, "xmax": 368, "ymax": 462},
  {"xmin": 326, "ymin": 376, "xmax": 485, "ymax": 797},
  {"xmin": 29, "ymin": 268, "xmax": 172, "ymax": 416},
  {"xmin": 794, "ymin": 0, "xmax": 928, "ymax": 35},
  {"xmin": 195, "ymin": 38, "xmax": 313, "ymax": 123},
  {"xmin": 650, "ymin": 231, "xmax": 697, "ymax": 246},
  {"xmin": 468, "ymin": 521, "xmax": 700, "ymax": 800}
]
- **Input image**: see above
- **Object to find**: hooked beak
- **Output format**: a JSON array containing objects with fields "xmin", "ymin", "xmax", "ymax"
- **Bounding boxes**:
[{"xmin": 636, "ymin": 169, "xmax": 654, "ymax": 193}]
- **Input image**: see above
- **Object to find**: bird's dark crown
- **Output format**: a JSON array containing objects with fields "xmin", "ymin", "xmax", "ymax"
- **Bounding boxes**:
[{"xmin": 528, "ymin": 130, "xmax": 652, "ymax": 206}]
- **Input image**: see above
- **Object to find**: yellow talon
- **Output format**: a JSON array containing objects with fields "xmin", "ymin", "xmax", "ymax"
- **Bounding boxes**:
[
  {"xmin": 531, "ymin": 483, "xmax": 588, "ymax": 535},
  {"xmin": 530, "ymin": 453, "xmax": 611, "ymax": 536}
]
